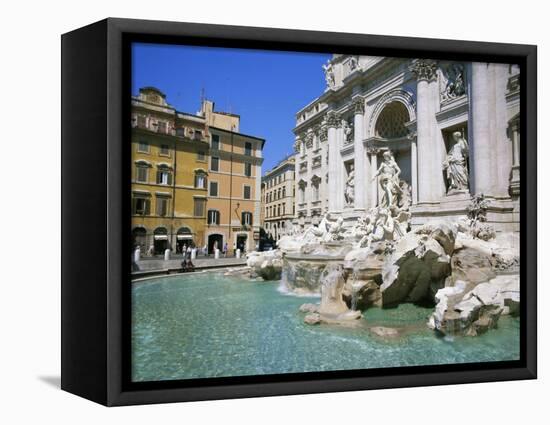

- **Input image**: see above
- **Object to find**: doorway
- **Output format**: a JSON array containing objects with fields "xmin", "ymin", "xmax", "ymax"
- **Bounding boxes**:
[{"xmin": 208, "ymin": 234, "xmax": 223, "ymax": 254}]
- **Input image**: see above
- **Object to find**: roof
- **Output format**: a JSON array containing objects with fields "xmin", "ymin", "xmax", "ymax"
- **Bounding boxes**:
[{"xmin": 209, "ymin": 126, "xmax": 266, "ymax": 148}]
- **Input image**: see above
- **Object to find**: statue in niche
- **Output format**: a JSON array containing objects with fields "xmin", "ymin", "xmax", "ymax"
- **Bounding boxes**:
[
  {"xmin": 441, "ymin": 64, "xmax": 466, "ymax": 102},
  {"xmin": 443, "ymin": 131, "xmax": 469, "ymax": 193},
  {"xmin": 372, "ymin": 150, "xmax": 402, "ymax": 207},
  {"xmin": 322, "ymin": 61, "xmax": 335, "ymax": 89},
  {"xmin": 343, "ymin": 119, "xmax": 354, "ymax": 144},
  {"xmin": 344, "ymin": 164, "xmax": 355, "ymax": 206}
]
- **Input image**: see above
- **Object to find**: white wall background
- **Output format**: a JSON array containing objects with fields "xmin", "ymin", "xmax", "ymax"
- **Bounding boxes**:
[{"xmin": 0, "ymin": 0, "xmax": 546, "ymax": 422}]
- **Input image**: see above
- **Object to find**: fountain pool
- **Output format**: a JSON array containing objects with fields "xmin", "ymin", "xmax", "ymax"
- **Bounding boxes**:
[{"xmin": 132, "ymin": 272, "xmax": 520, "ymax": 382}]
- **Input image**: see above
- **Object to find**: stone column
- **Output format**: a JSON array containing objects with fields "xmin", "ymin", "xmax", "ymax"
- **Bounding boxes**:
[
  {"xmin": 470, "ymin": 62, "xmax": 493, "ymax": 196},
  {"xmin": 352, "ymin": 96, "xmax": 366, "ymax": 210},
  {"xmin": 369, "ymin": 148, "xmax": 378, "ymax": 206},
  {"xmin": 326, "ymin": 111, "xmax": 341, "ymax": 212},
  {"xmin": 494, "ymin": 63, "xmax": 513, "ymax": 197},
  {"xmin": 408, "ymin": 132, "xmax": 418, "ymax": 204},
  {"xmin": 319, "ymin": 124, "xmax": 329, "ymax": 213},
  {"xmin": 409, "ymin": 59, "xmax": 442, "ymax": 203},
  {"xmin": 335, "ymin": 124, "xmax": 346, "ymax": 211}
]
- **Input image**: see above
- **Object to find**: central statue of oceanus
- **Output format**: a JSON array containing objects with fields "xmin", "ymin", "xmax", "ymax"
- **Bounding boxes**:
[{"xmin": 372, "ymin": 150, "xmax": 401, "ymax": 207}]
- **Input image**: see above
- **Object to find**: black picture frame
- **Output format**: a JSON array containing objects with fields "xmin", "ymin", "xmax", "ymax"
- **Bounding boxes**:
[{"xmin": 61, "ymin": 17, "xmax": 537, "ymax": 406}]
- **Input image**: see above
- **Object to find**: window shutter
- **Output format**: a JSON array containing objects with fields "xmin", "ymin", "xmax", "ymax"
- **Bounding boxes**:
[
  {"xmin": 167, "ymin": 172, "xmax": 172, "ymax": 185},
  {"xmin": 241, "ymin": 212, "xmax": 245, "ymax": 225},
  {"xmin": 145, "ymin": 200, "xmax": 150, "ymax": 215}
]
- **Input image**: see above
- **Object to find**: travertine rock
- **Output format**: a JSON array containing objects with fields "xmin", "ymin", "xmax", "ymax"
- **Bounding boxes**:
[
  {"xmin": 299, "ymin": 303, "xmax": 319, "ymax": 313},
  {"xmin": 304, "ymin": 313, "xmax": 321, "ymax": 325},
  {"xmin": 246, "ymin": 250, "xmax": 283, "ymax": 280},
  {"xmin": 370, "ymin": 326, "xmax": 400, "ymax": 338},
  {"xmin": 428, "ymin": 275, "xmax": 519, "ymax": 336},
  {"xmin": 380, "ymin": 222, "xmax": 456, "ymax": 306}
]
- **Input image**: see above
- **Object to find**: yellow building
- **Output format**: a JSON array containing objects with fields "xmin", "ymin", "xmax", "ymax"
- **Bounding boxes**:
[
  {"xmin": 199, "ymin": 100, "xmax": 265, "ymax": 254},
  {"xmin": 131, "ymin": 87, "xmax": 209, "ymax": 254}
]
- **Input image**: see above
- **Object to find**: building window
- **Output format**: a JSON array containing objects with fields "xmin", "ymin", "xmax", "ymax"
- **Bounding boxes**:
[
  {"xmin": 243, "ymin": 185, "xmax": 251, "ymax": 200},
  {"xmin": 211, "ymin": 156, "xmax": 219, "ymax": 171},
  {"xmin": 299, "ymin": 185, "xmax": 306, "ymax": 203},
  {"xmin": 211, "ymin": 134, "xmax": 220, "ymax": 150},
  {"xmin": 156, "ymin": 197, "xmax": 170, "ymax": 217},
  {"xmin": 137, "ymin": 115, "xmax": 147, "ymax": 128},
  {"xmin": 242, "ymin": 211, "xmax": 253, "ymax": 226},
  {"xmin": 159, "ymin": 144, "xmax": 170, "ymax": 156},
  {"xmin": 197, "ymin": 151, "xmax": 205, "ymax": 161},
  {"xmin": 194, "ymin": 198, "xmax": 206, "ymax": 217},
  {"xmin": 135, "ymin": 166, "xmax": 148, "ymax": 183},
  {"xmin": 132, "ymin": 197, "xmax": 150, "ymax": 215},
  {"xmin": 277, "ymin": 205, "xmax": 281, "ymax": 216},
  {"xmin": 194, "ymin": 130, "xmax": 203, "ymax": 141},
  {"xmin": 209, "ymin": 181, "xmax": 219, "ymax": 197},
  {"xmin": 313, "ymin": 183, "xmax": 319, "ymax": 201},
  {"xmin": 245, "ymin": 142, "xmax": 252, "ymax": 156},
  {"xmin": 137, "ymin": 141, "xmax": 149, "ymax": 153},
  {"xmin": 278, "ymin": 188, "xmax": 281, "ymax": 199},
  {"xmin": 283, "ymin": 187, "xmax": 286, "ymax": 197},
  {"xmin": 156, "ymin": 169, "xmax": 172, "ymax": 185},
  {"xmin": 282, "ymin": 204, "xmax": 286, "ymax": 215},
  {"xmin": 157, "ymin": 121, "xmax": 167, "ymax": 134},
  {"xmin": 175, "ymin": 128, "xmax": 185, "ymax": 137},
  {"xmin": 244, "ymin": 162, "xmax": 252, "ymax": 177},
  {"xmin": 207, "ymin": 209, "xmax": 220, "ymax": 225},
  {"xmin": 195, "ymin": 173, "xmax": 207, "ymax": 189}
]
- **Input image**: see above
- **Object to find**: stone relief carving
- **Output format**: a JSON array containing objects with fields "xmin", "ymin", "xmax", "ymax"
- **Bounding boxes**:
[
  {"xmin": 440, "ymin": 63, "xmax": 466, "ymax": 103},
  {"xmin": 443, "ymin": 131, "xmax": 469, "ymax": 193},
  {"xmin": 305, "ymin": 130, "xmax": 314, "ymax": 148},
  {"xmin": 319, "ymin": 124, "xmax": 328, "ymax": 142},
  {"xmin": 409, "ymin": 59, "xmax": 438, "ymax": 82}
]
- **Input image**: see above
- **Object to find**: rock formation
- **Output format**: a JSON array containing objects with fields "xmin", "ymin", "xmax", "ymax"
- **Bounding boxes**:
[
  {"xmin": 246, "ymin": 250, "xmax": 283, "ymax": 280},
  {"xmin": 428, "ymin": 275, "xmax": 519, "ymax": 336},
  {"xmin": 380, "ymin": 221, "xmax": 456, "ymax": 306}
]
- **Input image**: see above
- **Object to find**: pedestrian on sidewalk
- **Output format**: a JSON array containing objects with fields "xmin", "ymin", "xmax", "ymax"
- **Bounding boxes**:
[{"xmin": 223, "ymin": 242, "xmax": 228, "ymax": 258}]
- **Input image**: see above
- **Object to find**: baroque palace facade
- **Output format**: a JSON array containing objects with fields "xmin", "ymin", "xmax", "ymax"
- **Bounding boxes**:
[
  {"xmin": 131, "ymin": 87, "xmax": 264, "ymax": 255},
  {"xmin": 293, "ymin": 55, "xmax": 520, "ymax": 232},
  {"xmin": 261, "ymin": 155, "xmax": 296, "ymax": 241}
]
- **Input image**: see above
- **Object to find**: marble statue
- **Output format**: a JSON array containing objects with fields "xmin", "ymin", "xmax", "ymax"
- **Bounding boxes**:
[
  {"xmin": 324, "ymin": 216, "xmax": 345, "ymax": 242},
  {"xmin": 443, "ymin": 131, "xmax": 469, "ymax": 193},
  {"xmin": 372, "ymin": 150, "xmax": 401, "ymax": 207},
  {"xmin": 344, "ymin": 165, "xmax": 355, "ymax": 206},
  {"xmin": 322, "ymin": 61, "xmax": 335, "ymax": 89},
  {"xmin": 300, "ymin": 213, "xmax": 331, "ymax": 241},
  {"xmin": 343, "ymin": 119, "xmax": 354, "ymax": 144},
  {"xmin": 348, "ymin": 55, "xmax": 359, "ymax": 71}
]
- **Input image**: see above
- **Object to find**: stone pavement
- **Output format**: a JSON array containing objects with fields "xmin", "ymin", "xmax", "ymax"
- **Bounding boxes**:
[{"xmin": 133, "ymin": 255, "xmax": 247, "ymax": 273}]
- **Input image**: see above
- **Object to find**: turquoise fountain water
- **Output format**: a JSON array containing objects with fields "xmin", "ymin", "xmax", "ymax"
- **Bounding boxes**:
[{"xmin": 132, "ymin": 272, "xmax": 520, "ymax": 382}]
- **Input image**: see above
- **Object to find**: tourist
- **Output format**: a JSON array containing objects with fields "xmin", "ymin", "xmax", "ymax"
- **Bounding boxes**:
[
  {"xmin": 186, "ymin": 245, "xmax": 192, "ymax": 259},
  {"xmin": 185, "ymin": 259, "xmax": 195, "ymax": 272},
  {"xmin": 180, "ymin": 259, "xmax": 188, "ymax": 273}
]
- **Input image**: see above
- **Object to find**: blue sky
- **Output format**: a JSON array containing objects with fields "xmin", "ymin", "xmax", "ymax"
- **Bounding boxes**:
[{"xmin": 132, "ymin": 43, "xmax": 330, "ymax": 171}]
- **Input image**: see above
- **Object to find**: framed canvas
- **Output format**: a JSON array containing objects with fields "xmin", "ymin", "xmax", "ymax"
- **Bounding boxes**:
[{"xmin": 61, "ymin": 18, "xmax": 537, "ymax": 406}]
